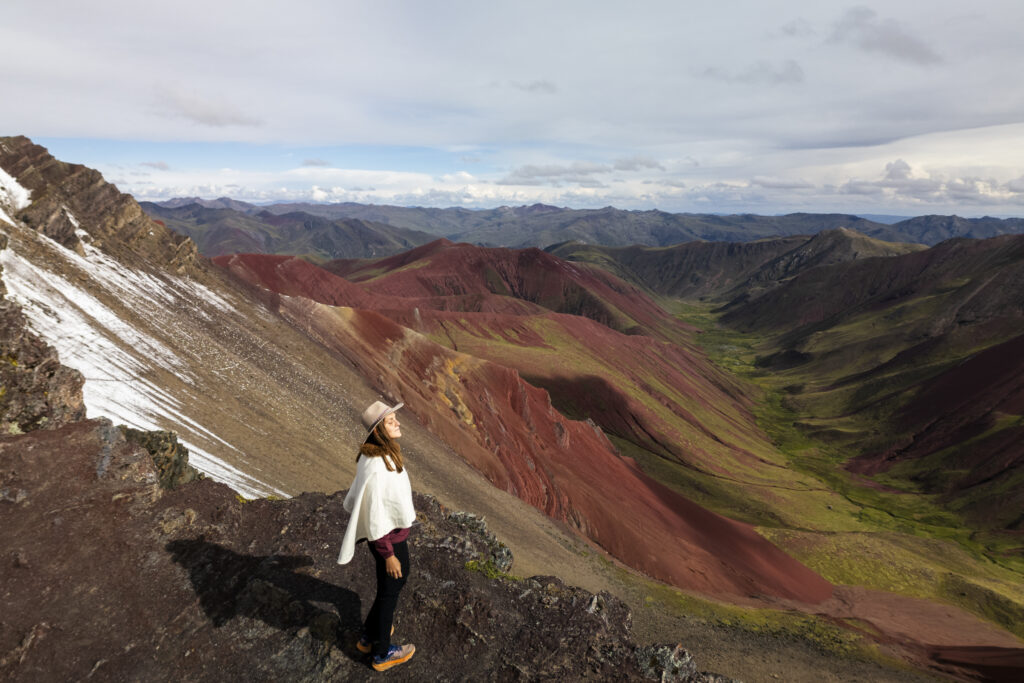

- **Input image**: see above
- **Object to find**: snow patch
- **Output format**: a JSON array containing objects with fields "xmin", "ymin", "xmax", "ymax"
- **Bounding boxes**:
[
  {"xmin": 0, "ymin": 232, "xmax": 284, "ymax": 499},
  {"xmin": 176, "ymin": 276, "xmax": 235, "ymax": 315},
  {"xmin": 61, "ymin": 205, "xmax": 94, "ymax": 243},
  {"xmin": 0, "ymin": 165, "xmax": 32, "ymax": 211},
  {"xmin": 187, "ymin": 445, "xmax": 289, "ymax": 499},
  {"xmin": 3, "ymin": 247, "xmax": 185, "ymax": 378},
  {"xmin": 62, "ymin": 205, "xmax": 80, "ymax": 228}
]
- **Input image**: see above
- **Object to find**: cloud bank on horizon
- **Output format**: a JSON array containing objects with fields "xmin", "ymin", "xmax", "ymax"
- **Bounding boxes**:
[{"xmin": 4, "ymin": 0, "xmax": 1024, "ymax": 215}]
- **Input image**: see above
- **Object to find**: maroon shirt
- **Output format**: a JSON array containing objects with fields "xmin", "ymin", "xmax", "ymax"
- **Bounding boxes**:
[{"xmin": 371, "ymin": 527, "xmax": 410, "ymax": 559}]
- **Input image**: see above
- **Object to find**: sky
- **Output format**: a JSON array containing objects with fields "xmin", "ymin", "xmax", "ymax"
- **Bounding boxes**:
[{"xmin": 4, "ymin": 0, "xmax": 1024, "ymax": 216}]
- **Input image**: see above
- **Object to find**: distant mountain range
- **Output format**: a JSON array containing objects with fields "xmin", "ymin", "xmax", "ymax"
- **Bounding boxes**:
[
  {"xmin": 148, "ymin": 197, "xmax": 1024, "ymax": 252},
  {"xmin": 142, "ymin": 202, "xmax": 437, "ymax": 262}
]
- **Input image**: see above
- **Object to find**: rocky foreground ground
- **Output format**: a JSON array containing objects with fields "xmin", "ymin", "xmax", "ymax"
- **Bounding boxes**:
[{"xmin": 0, "ymin": 238, "xmax": 730, "ymax": 681}]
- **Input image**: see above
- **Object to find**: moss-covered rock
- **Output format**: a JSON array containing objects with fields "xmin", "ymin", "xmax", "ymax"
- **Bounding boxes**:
[{"xmin": 120, "ymin": 427, "xmax": 202, "ymax": 490}]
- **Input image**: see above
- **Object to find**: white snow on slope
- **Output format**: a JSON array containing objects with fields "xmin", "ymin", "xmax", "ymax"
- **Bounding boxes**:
[
  {"xmin": 0, "ymin": 166, "xmax": 31, "ymax": 228},
  {"xmin": 0, "ymin": 225, "xmax": 286, "ymax": 499},
  {"xmin": 0, "ymin": 166, "xmax": 31, "ymax": 212}
]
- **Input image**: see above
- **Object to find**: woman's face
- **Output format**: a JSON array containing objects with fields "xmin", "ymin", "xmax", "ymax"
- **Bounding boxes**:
[{"xmin": 383, "ymin": 413, "xmax": 401, "ymax": 439}]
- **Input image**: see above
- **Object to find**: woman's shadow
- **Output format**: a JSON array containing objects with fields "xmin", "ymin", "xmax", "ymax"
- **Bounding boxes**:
[{"xmin": 166, "ymin": 537, "xmax": 362, "ymax": 655}]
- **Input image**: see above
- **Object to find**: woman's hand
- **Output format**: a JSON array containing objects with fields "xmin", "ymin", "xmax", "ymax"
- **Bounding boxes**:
[{"xmin": 385, "ymin": 555, "xmax": 402, "ymax": 579}]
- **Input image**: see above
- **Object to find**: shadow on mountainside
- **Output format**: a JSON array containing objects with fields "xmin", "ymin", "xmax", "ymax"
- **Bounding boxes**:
[{"xmin": 167, "ymin": 537, "xmax": 362, "ymax": 645}]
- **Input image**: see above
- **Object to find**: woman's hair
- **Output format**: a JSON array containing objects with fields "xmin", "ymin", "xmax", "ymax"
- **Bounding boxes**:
[{"xmin": 358, "ymin": 421, "xmax": 404, "ymax": 472}]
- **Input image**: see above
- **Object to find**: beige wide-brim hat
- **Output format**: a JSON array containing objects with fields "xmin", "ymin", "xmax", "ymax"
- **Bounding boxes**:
[{"xmin": 361, "ymin": 400, "xmax": 403, "ymax": 439}]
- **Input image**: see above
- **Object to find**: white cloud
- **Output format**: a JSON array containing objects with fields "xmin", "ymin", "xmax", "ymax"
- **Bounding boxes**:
[
  {"xmin": 779, "ymin": 18, "xmax": 815, "ymax": 38},
  {"xmin": 751, "ymin": 176, "xmax": 814, "ymax": 190},
  {"xmin": 613, "ymin": 156, "xmax": 665, "ymax": 172},
  {"xmin": 833, "ymin": 158, "xmax": 1022, "ymax": 207},
  {"xmin": 702, "ymin": 60, "xmax": 804, "ymax": 85},
  {"xmin": 154, "ymin": 86, "xmax": 263, "ymax": 128},
  {"xmin": 509, "ymin": 80, "xmax": 558, "ymax": 94},
  {"xmin": 4, "ymin": 0, "xmax": 1023, "ymax": 215},
  {"xmin": 829, "ymin": 6, "xmax": 942, "ymax": 65},
  {"xmin": 497, "ymin": 162, "xmax": 611, "ymax": 186}
]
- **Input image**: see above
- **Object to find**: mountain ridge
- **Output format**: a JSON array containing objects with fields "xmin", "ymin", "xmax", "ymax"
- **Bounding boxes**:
[
  {"xmin": 548, "ymin": 229, "xmax": 926, "ymax": 302},
  {"xmin": 148, "ymin": 196, "xmax": 1024, "ymax": 247},
  {"xmin": 141, "ymin": 201, "xmax": 437, "ymax": 262}
]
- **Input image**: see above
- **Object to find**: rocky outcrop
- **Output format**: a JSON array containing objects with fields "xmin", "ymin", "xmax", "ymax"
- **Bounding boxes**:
[
  {"xmin": 121, "ymin": 427, "xmax": 203, "ymax": 490},
  {"xmin": 0, "ymin": 415, "xmax": 729, "ymax": 682},
  {"xmin": 0, "ymin": 234, "xmax": 85, "ymax": 433}
]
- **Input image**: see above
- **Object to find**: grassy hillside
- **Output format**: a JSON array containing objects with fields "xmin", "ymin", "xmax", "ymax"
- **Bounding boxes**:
[{"xmin": 669, "ymin": 297, "xmax": 1024, "ymax": 642}]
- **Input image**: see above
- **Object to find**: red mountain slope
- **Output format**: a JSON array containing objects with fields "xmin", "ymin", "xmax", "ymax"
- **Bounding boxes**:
[
  {"xmin": 219, "ymin": 251, "xmax": 781, "ymax": 490},
  {"xmin": 324, "ymin": 239, "xmax": 689, "ymax": 340},
  {"xmin": 215, "ymin": 251, "xmax": 834, "ymax": 603}
]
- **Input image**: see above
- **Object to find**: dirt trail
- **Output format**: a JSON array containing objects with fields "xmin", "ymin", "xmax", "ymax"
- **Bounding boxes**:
[{"xmin": 815, "ymin": 586, "xmax": 1024, "ymax": 680}]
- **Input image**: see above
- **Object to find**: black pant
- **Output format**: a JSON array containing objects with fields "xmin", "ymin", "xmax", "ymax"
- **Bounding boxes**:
[{"xmin": 365, "ymin": 540, "xmax": 409, "ymax": 657}]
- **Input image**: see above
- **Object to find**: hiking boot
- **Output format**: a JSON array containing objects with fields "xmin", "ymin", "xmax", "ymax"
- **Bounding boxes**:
[
  {"xmin": 371, "ymin": 643, "xmax": 415, "ymax": 671},
  {"xmin": 356, "ymin": 625, "xmax": 394, "ymax": 654}
]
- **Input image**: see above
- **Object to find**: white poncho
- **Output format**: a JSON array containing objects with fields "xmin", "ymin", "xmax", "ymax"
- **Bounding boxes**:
[{"xmin": 337, "ymin": 453, "xmax": 416, "ymax": 564}]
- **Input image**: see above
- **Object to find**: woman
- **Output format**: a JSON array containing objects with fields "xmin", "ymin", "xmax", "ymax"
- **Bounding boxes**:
[{"xmin": 338, "ymin": 400, "xmax": 417, "ymax": 671}]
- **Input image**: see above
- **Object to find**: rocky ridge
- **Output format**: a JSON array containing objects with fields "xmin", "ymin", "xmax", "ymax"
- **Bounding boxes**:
[{"xmin": 0, "ymin": 136, "xmax": 198, "ymax": 271}]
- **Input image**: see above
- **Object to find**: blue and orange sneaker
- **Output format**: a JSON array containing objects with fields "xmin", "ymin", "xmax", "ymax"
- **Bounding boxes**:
[
  {"xmin": 356, "ymin": 625, "xmax": 394, "ymax": 654},
  {"xmin": 371, "ymin": 644, "xmax": 415, "ymax": 671}
]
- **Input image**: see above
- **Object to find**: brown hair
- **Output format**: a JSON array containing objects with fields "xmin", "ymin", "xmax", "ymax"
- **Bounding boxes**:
[{"xmin": 358, "ymin": 421, "xmax": 404, "ymax": 472}]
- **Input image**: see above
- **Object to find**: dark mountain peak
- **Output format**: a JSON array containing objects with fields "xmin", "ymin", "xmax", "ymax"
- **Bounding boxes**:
[
  {"xmin": 808, "ymin": 226, "xmax": 858, "ymax": 239},
  {"xmin": 403, "ymin": 236, "xmax": 458, "ymax": 255},
  {"xmin": 156, "ymin": 196, "xmax": 256, "ymax": 211},
  {"xmin": 517, "ymin": 202, "xmax": 563, "ymax": 215},
  {"xmin": 156, "ymin": 196, "xmax": 206, "ymax": 208},
  {"xmin": 786, "ymin": 225, "xmax": 924, "ymax": 257}
]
